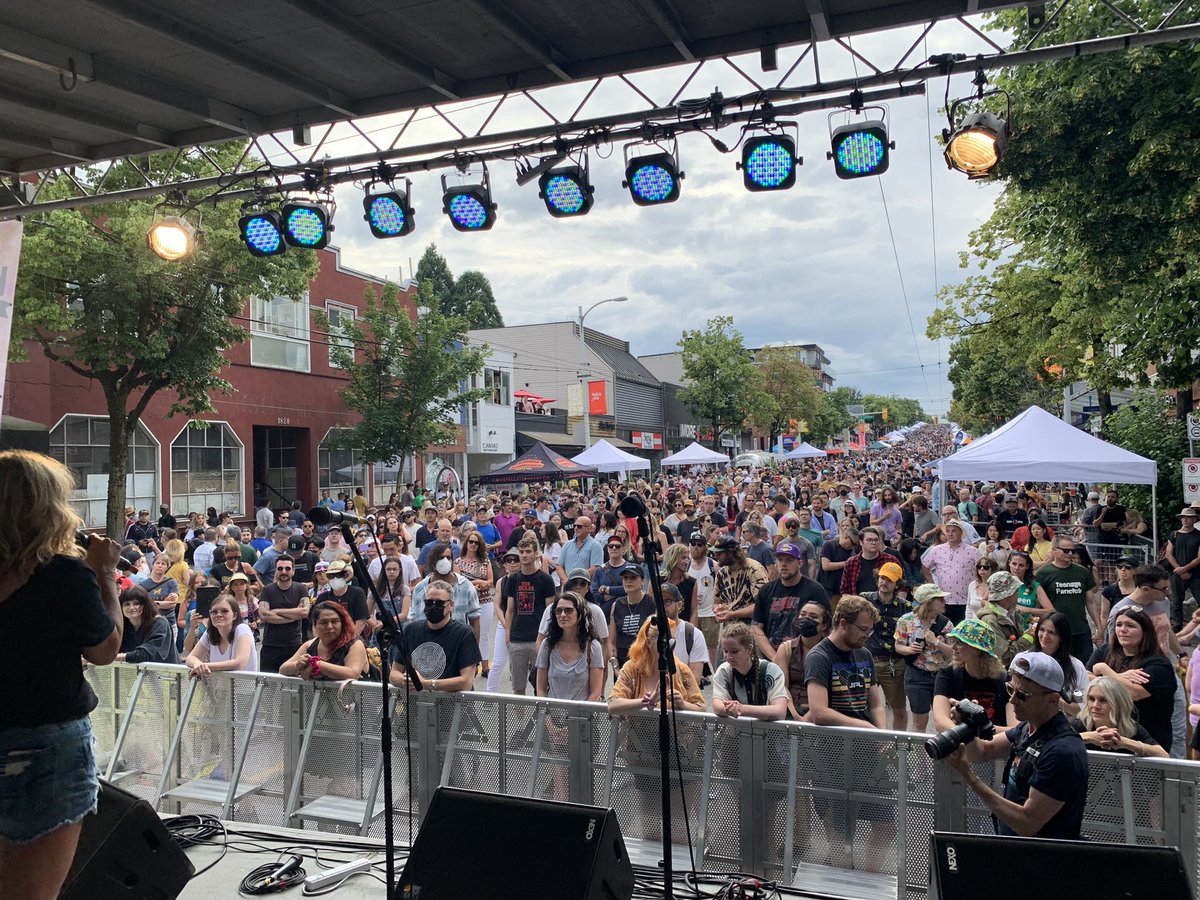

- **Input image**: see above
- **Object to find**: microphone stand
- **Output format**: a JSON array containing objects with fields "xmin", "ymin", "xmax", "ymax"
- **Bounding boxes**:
[
  {"xmin": 620, "ymin": 496, "xmax": 675, "ymax": 899},
  {"xmin": 313, "ymin": 509, "xmax": 421, "ymax": 900}
]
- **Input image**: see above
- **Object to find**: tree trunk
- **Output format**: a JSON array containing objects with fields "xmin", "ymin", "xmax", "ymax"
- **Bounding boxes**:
[
  {"xmin": 1178, "ymin": 386, "xmax": 1195, "ymax": 419},
  {"xmin": 711, "ymin": 419, "xmax": 721, "ymax": 451},
  {"xmin": 104, "ymin": 387, "xmax": 132, "ymax": 539},
  {"xmin": 1097, "ymin": 388, "xmax": 1113, "ymax": 418}
]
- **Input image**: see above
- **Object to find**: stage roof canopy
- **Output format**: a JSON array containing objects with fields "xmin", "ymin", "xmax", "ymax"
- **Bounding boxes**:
[{"xmin": 0, "ymin": 0, "xmax": 1024, "ymax": 175}]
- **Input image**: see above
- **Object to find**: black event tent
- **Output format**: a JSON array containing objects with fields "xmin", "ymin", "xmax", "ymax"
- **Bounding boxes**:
[{"xmin": 478, "ymin": 442, "xmax": 597, "ymax": 485}]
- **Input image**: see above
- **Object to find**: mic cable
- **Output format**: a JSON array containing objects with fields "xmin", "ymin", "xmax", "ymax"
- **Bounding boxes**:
[{"xmin": 239, "ymin": 853, "xmax": 306, "ymax": 894}]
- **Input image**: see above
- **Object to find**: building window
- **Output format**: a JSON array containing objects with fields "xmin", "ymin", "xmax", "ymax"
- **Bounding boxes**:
[
  {"xmin": 318, "ymin": 429, "xmax": 366, "ymax": 502},
  {"xmin": 50, "ymin": 415, "xmax": 159, "ymax": 529},
  {"xmin": 250, "ymin": 293, "xmax": 310, "ymax": 372},
  {"xmin": 170, "ymin": 422, "xmax": 243, "ymax": 516},
  {"xmin": 483, "ymin": 368, "xmax": 510, "ymax": 406},
  {"xmin": 325, "ymin": 300, "xmax": 356, "ymax": 369},
  {"xmin": 373, "ymin": 456, "xmax": 414, "ymax": 505}
]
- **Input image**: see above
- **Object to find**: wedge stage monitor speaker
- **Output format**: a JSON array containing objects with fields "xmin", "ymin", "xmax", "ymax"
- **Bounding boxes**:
[
  {"xmin": 61, "ymin": 780, "xmax": 195, "ymax": 900},
  {"xmin": 398, "ymin": 787, "xmax": 634, "ymax": 900},
  {"xmin": 930, "ymin": 831, "xmax": 1192, "ymax": 900}
]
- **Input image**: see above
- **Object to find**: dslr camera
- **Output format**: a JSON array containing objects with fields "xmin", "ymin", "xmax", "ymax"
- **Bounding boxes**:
[{"xmin": 925, "ymin": 699, "xmax": 995, "ymax": 760}]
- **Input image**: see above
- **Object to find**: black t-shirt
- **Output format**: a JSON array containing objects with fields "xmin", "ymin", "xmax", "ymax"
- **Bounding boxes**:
[
  {"xmin": 671, "ymin": 576, "xmax": 697, "ymax": 623},
  {"xmin": 752, "ymin": 577, "xmax": 830, "ymax": 648},
  {"xmin": 1086, "ymin": 649, "xmax": 1176, "ymax": 751},
  {"xmin": 803, "ymin": 637, "xmax": 876, "ymax": 722},
  {"xmin": 994, "ymin": 509, "xmax": 1029, "ymax": 539},
  {"xmin": 855, "ymin": 557, "xmax": 883, "ymax": 595},
  {"xmin": 818, "ymin": 541, "xmax": 853, "ymax": 594},
  {"xmin": 611, "ymin": 595, "xmax": 657, "ymax": 654},
  {"xmin": 394, "ymin": 619, "xmax": 481, "ymax": 680},
  {"xmin": 259, "ymin": 582, "xmax": 308, "ymax": 649},
  {"xmin": 0, "ymin": 556, "xmax": 115, "ymax": 727},
  {"xmin": 934, "ymin": 666, "xmax": 1008, "ymax": 726},
  {"xmin": 316, "ymin": 585, "xmax": 369, "ymax": 625},
  {"xmin": 675, "ymin": 518, "xmax": 700, "ymax": 543},
  {"xmin": 1000, "ymin": 714, "xmax": 1088, "ymax": 840},
  {"xmin": 559, "ymin": 516, "xmax": 577, "ymax": 540},
  {"xmin": 1173, "ymin": 529, "xmax": 1200, "ymax": 567},
  {"xmin": 503, "ymin": 569, "xmax": 557, "ymax": 642},
  {"xmin": 415, "ymin": 524, "xmax": 438, "ymax": 550},
  {"xmin": 289, "ymin": 550, "xmax": 320, "ymax": 584}
]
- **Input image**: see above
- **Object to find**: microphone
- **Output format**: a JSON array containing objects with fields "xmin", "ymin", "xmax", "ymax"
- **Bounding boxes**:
[
  {"xmin": 308, "ymin": 506, "xmax": 367, "ymax": 527},
  {"xmin": 617, "ymin": 493, "xmax": 648, "ymax": 524}
]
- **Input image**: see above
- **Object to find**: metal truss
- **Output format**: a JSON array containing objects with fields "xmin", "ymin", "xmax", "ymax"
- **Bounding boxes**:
[{"xmin": 2, "ymin": 2, "xmax": 1198, "ymax": 220}]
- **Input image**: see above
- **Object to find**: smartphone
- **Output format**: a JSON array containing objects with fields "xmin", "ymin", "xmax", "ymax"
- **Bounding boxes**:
[{"xmin": 194, "ymin": 586, "xmax": 219, "ymax": 619}]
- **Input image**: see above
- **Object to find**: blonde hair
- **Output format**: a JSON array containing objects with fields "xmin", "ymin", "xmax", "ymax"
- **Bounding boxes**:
[
  {"xmin": 0, "ymin": 451, "xmax": 84, "ymax": 576},
  {"xmin": 1080, "ymin": 675, "xmax": 1139, "ymax": 738},
  {"xmin": 164, "ymin": 538, "xmax": 186, "ymax": 566}
]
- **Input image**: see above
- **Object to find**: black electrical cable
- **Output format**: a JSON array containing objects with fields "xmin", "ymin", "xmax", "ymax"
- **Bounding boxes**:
[
  {"xmin": 163, "ymin": 813, "xmax": 228, "ymax": 878},
  {"xmin": 239, "ymin": 854, "xmax": 307, "ymax": 895}
]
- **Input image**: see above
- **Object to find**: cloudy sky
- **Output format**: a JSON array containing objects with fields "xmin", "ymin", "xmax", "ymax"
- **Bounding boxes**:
[{"xmin": 266, "ymin": 19, "xmax": 1009, "ymax": 417}]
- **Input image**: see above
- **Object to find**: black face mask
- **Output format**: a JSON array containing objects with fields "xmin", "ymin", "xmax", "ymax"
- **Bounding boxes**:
[
  {"xmin": 425, "ymin": 603, "xmax": 447, "ymax": 624},
  {"xmin": 797, "ymin": 617, "xmax": 820, "ymax": 638}
]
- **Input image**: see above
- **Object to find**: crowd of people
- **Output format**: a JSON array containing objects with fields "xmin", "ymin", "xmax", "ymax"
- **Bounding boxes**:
[
  {"xmin": 110, "ymin": 426, "xmax": 1200, "ymax": 771},
  {"xmin": 12, "ymin": 421, "xmax": 1200, "ymax": 895}
]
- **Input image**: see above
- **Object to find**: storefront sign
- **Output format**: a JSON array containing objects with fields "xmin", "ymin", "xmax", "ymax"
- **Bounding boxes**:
[{"xmin": 631, "ymin": 431, "xmax": 662, "ymax": 450}]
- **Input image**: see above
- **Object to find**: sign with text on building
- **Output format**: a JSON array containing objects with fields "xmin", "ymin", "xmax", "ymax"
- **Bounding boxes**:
[
  {"xmin": 631, "ymin": 431, "xmax": 662, "ymax": 450},
  {"xmin": 1185, "ymin": 459, "xmax": 1200, "ymax": 506},
  {"xmin": 588, "ymin": 379, "xmax": 608, "ymax": 415}
]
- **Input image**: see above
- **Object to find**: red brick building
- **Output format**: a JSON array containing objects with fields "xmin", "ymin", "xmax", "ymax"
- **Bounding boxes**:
[{"xmin": 4, "ymin": 246, "xmax": 463, "ymax": 527}]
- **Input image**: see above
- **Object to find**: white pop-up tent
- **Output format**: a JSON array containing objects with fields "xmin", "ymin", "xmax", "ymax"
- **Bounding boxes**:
[
  {"xmin": 660, "ymin": 441, "xmax": 730, "ymax": 467},
  {"xmin": 936, "ymin": 405, "xmax": 1159, "ymax": 546},
  {"xmin": 784, "ymin": 442, "xmax": 828, "ymax": 459},
  {"xmin": 571, "ymin": 439, "xmax": 651, "ymax": 475}
]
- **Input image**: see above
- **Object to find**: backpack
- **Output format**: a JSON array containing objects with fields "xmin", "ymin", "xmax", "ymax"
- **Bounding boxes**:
[{"xmin": 682, "ymin": 621, "xmax": 696, "ymax": 655}]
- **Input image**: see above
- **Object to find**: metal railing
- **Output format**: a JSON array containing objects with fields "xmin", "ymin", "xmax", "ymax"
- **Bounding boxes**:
[{"xmin": 87, "ymin": 664, "xmax": 1200, "ymax": 900}]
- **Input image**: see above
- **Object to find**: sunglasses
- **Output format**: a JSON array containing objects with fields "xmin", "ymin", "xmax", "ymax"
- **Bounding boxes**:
[
  {"xmin": 554, "ymin": 607, "xmax": 576, "ymax": 616},
  {"xmin": 1006, "ymin": 682, "xmax": 1049, "ymax": 702},
  {"xmin": 426, "ymin": 600, "xmax": 450, "ymax": 610}
]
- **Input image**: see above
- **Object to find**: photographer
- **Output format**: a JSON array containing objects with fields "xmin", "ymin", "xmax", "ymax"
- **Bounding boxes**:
[{"xmin": 945, "ymin": 651, "xmax": 1088, "ymax": 839}]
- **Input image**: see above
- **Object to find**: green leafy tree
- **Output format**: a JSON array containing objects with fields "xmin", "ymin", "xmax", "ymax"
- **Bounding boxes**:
[
  {"xmin": 1102, "ymin": 389, "xmax": 1188, "ymax": 540},
  {"xmin": 861, "ymin": 394, "xmax": 926, "ymax": 429},
  {"xmin": 452, "ymin": 270, "xmax": 505, "ymax": 329},
  {"xmin": 807, "ymin": 387, "xmax": 859, "ymax": 445},
  {"xmin": 942, "ymin": 336, "xmax": 1059, "ymax": 434},
  {"xmin": 747, "ymin": 348, "xmax": 821, "ymax": 449},
  {"xmin": 316, "ymin": 280, "xmax": 489, "ymax": 488},
  {"xmin": 414, "ymin": 243, "xmax": 456, "ymax": 311},
  {"xmin": 13, "ymin": 145, "xmax": 317, "ymax": 536},
  {"xmin": 934, "ymin": 1, "xmax": 1200, "ymax": 420},
  {"xmin": 677, "ymin": 316, "xmax": 759, "ymax": 449}
]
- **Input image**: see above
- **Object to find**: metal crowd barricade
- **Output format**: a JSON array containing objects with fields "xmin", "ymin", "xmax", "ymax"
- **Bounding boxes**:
[{"xmin": 87, "ymin": 664, "xmax": 1200, "ymax": 900}]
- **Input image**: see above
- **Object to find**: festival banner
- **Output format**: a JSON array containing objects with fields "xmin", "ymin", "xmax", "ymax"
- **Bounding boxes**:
[
  {"xmin": 588, "ymin": 379, "xmax": 608, "ymax": 416},
  {"xmin": 0, "ymin": 219, "xmax": 22, "ymax": 419}
]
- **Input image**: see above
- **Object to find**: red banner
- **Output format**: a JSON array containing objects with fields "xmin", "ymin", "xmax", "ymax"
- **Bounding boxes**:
[
  {"xmin": 588, "ymin": 379, "xmax": 608, "ymax": 416},
  {"xmin": 631, "ymin": 431, "xmax": 663, "ymax": 450}
]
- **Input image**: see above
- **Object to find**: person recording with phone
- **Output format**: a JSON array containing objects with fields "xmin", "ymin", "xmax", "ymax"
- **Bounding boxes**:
[
  {"xmin": 0, "ymin": 451, "xmax": 124, "ymax": 900},
  {"xmin": 943, "ymin": 650, "xmax": 1089, "ymax": 839}
]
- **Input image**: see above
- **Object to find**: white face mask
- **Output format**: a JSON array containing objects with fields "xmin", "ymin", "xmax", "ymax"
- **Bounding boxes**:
[
  {"xmin": 434, "ymin": 558, "xmax": 453, "ymax": 576},
  {"xmin": 328, "ymin": 577, "xmax": 347, "ymax": 591}
]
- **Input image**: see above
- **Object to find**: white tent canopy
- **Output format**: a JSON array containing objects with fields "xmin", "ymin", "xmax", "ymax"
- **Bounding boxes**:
[
  {"xmin": 571, "ymin": 439, "xmax": 651, "ymax": 474},
  {"xmin": 936, "ymin": 405, "xmax": 1159, "ymax": 544},
  {"xmin": 784, "ymin": 442, "xmax": 828, "ymax": 459},
  {"xmin": 660, "ymin": 441, "xmax": 730, "ymax": 467},
  {"xmin": 936, "ymin": 405, "xmax": 1157, "ymax": 484}
]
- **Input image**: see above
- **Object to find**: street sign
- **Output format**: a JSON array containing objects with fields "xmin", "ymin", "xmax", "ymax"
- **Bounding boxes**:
[
  {"xmin": 1188, "ymin": 414, "xmax": 1200, "ymax": 441},
  {"xmin": 1184, "ymin": 459, "xmax": 1200, "ymax": 506}
]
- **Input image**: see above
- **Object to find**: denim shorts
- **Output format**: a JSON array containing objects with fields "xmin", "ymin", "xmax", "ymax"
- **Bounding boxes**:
[{"xmin": 0, "ymin": 717, "xmax": 99, "ymax": 844}]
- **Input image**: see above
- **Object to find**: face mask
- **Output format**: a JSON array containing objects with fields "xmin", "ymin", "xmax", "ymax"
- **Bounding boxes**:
[
  {"xmin": 434, "ymin": 558, "xmax": 453, "ymax": 576},
  {"xmin": 329, "ymin": 578, "xmax": 347, "ymax": 591},
  {"xmin": 425, "ymin": 603, "xmax": 447, "ymax": 624},
  {"xmin": 797, "ymin": 617, "xmax": 820, "ymax": 638}
]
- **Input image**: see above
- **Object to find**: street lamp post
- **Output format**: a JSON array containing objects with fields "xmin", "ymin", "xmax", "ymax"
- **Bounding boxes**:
[{"xmin": 578, "ymin": 296, "xmax": 628, "ymax": 449}]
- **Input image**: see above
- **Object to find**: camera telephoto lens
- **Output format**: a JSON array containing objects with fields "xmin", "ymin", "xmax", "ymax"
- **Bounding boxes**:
[{"xmin": 925, "ymin": 723, "xmax": 974, "ymax": 760}]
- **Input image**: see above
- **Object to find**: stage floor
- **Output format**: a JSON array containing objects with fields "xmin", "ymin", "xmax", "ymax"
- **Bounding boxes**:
[{"xmin": 174, "ymin": 820, "xmax": 893, "ymax": 900}]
